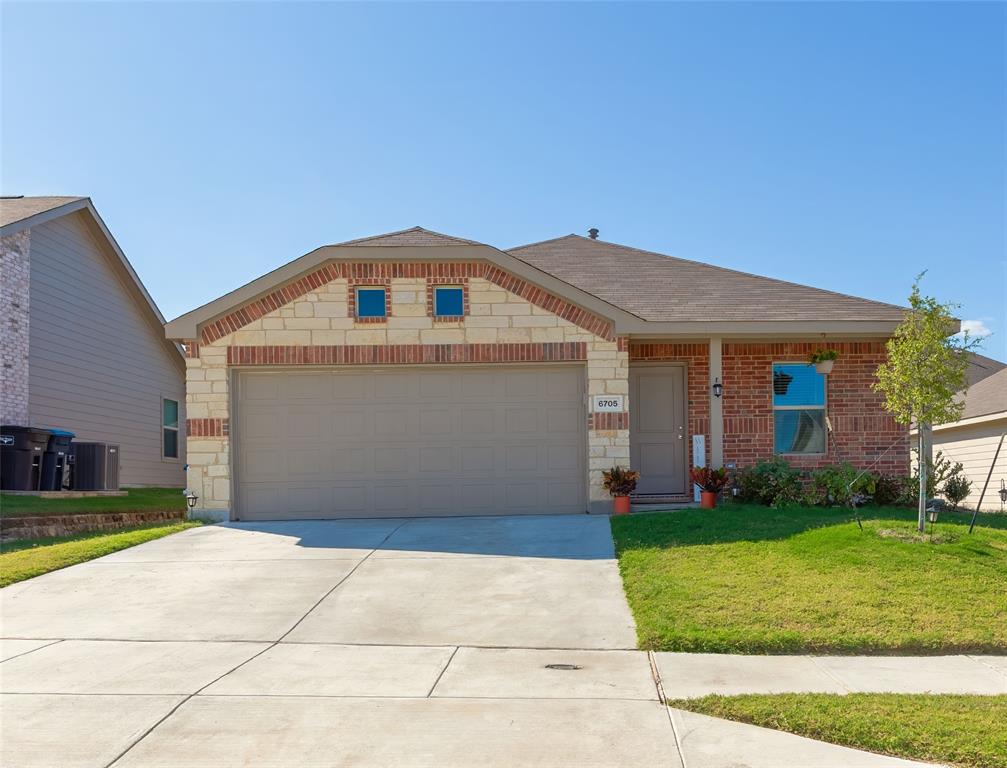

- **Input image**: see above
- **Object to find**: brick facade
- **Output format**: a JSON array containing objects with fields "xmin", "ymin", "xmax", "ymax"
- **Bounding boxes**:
[
  {"xmin": 1, "ymin": 230, "xmax": 30, "ymax": 424},
  {"xmin": 184, "ymin": 267, "xmax": 627, "ymax": 518},
  {"xmin": 721, "ymin": 341, "xmax": 908, "ymax": 473}
]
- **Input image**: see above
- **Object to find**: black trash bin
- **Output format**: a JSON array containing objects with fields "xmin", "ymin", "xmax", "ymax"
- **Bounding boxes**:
[
  {"xmin": 40, "ymin": 428, "xmax": 75, "ymax": 491},
  {"xmin": 0, "ymin": 426, "xmax": 52, "ymax": 491}
]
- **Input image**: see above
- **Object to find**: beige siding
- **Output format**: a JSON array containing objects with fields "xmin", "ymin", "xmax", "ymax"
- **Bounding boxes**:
[
  {"xmin": 931, "ymin": 418, "xmax": 1007, "ymax": 511},
  {"xmin": 27, "ymin": 212, "xmax": 185, "ymax": 487}
]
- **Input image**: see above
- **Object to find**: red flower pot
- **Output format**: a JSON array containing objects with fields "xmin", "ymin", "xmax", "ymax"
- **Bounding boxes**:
[
  {"xmin": 700, "ymin": 490, "xmax": 717, "ymax": 509},
  {"xmin": 613, "ymin": 495, "xmax": 631, "ymax": 515}
]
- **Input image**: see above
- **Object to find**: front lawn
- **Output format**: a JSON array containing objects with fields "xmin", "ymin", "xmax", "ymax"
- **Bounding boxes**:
[
  {"xmin": 612, "ymin": 504, "xmax": 1007, "ymax": 653},
  {"xmin": 669, "ymin": 693, "xmax": 1007, "ymax": 768},
  {"xmin": 0, "ymin": 487, "xmax": 186, "ymax": 518},
  {"xmin": 0, "ymin": 522, "xmax": 202, "ymax": 587}
]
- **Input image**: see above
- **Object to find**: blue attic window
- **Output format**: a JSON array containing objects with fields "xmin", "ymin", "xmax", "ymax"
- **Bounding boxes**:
[
  {"xmin": 433, "ymin": 286, "xmax": 465, "ymax": 317},
  {"xmin": 355, "ymin": 287, "xmax": 387, "ymax": 318}
]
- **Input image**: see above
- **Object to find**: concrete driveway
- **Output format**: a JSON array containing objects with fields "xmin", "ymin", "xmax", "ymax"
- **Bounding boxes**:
[
  {"xmin": 1, "ymin": 514, "xmax": 672, "ymax": 768},
  {"xmin": 0, "ymin": 514, "xmax": 937, "ymax": 768}
]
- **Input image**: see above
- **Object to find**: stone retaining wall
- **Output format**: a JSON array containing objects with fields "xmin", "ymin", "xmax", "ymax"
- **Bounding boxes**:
[{"xmin": 1, "ymin": 509, "xmax": 187, "ymax": 543}]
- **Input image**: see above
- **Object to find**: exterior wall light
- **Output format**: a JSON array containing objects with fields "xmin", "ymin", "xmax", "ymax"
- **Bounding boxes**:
[
  {"xmin": 712, "ymin": 378, "xmax": 723, "ymax": 398},
  {"xmin": 184, "ymin": 489, "xmax": 199, "ymax": 509}
]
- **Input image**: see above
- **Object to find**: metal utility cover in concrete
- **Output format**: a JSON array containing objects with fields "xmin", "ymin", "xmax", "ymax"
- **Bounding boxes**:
[{"xmin": 234, "ymin": 366, "xmax": 586, "ymax": 520}]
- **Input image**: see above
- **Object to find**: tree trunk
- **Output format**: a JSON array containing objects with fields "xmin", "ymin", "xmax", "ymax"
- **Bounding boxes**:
[{"xmin": 917, "ymin": 425, "xmax": 929, "ymax": 533}]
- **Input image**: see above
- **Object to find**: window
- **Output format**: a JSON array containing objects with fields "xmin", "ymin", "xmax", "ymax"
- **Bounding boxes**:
[
  {"xmin": 433, "ymin": 285, "xmax": 464, "ymax": 317},
  {"xmin": 162, "ymin": 398, "xmax": 179, "ymax": 459},
  {"xmin": 355, "ymin": 286, "xmax": 387, "ymax": 318},
  {"xmin": 772, "ymin": 364, "xmax": 826, "ymax": 454}
]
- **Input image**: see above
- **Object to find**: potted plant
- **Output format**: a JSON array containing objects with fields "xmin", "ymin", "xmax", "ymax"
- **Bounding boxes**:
[
  {"xmin": 689, "ymin": 466, "xmax": 730, "ymax": 509},
  {"xmin": 602, "ymin": 466, "xmax": 640, "ymax": 515},
  {"xmin": 809, "ymin": 348, "xmax": 840, "ymax": 374}
]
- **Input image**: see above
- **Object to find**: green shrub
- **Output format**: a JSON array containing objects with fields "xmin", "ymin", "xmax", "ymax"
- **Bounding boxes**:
[
  {"xmin": 874, "ymin": 474, "xmax": 916, "ymax": 507},
  {"xmin": 942, "ymin": 466, "xmax": 972, "ymax": 511},
  {"xmin": 735, "ymin": 458, "xmax": 804, "ymax": 507},
  {"xmin": 911, "ymin": 449, "xmax": 956, "ymax": 500},
  {"xmin": 806, "ymin": 463, "xmax": 877, "ymax": 507}
]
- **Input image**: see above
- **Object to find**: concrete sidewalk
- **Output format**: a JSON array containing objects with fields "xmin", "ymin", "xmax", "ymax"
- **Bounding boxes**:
[{"xmin": 656, "ymin": 652, "xmax": 1007, "ymax": 698}]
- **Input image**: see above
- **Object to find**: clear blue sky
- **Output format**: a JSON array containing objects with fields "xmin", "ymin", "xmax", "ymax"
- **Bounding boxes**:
[{"xmin": 3, "ymin": 2, "xmax": 1004, "ymax": 358}]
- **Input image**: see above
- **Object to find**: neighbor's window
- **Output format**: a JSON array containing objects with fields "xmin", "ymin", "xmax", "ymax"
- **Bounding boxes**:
[
  {"xmin": 772, "ymin": 364, "xmax": 826, "ymax": 454},
  {"xmin": 162, "ymin": 398, "xmax": 179, "ymax": 459},
  {"xmin": 355, "ymin": 286, "xmax": 387, "ymax": 318},
  {"xmin": 433, "ymin": 285, "xmax": 464, "ymax": 317}
]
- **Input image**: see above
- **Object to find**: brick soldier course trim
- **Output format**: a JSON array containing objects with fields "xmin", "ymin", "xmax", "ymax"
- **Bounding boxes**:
[
  {"xmin": 226, "ymin": 342, "xmax": 589, "ymax": 366},
  {"xmin": 347, "ymin": 278, "xmax": 392, "ymax": 323},
  {"xmin": 426, "ymin": 277, "xmax": 470, "ymax": 321},
  {"xmin": 483, "ymin": 265, "xmax": 614, "ymax": 340},
  {"xmin": 186, "ymin": 418, "xmax": 229, "ymax": 437},
  {"xmin": 199, "ymin": 262, "xmax": 612, "ymax": 344},
  {"xmin": 588, "ymin": 412, "xmax": 629, "ymax": 430}
]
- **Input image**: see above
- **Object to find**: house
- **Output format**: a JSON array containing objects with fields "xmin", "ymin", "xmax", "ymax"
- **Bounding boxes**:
[
  {"xmin": 1, "ymin": 196, "xmax": 186, "ymax": 487},
  {"xmin": 165, "ymin": 227, "xmax": 910, "ymax": 521},
  {"xmin": 926, "ymin": 365, "xmax": 1006, "ymax": 512},
  {"xmin": 965, "ymin": 351, "xmax": 1005, "ymax": 388}
]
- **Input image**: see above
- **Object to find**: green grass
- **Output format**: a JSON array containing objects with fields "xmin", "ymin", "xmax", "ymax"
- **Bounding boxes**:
[
  {"xmin": 669, "ymin": 693, "xmax": 1007, "ymax": 768},
  {"xmin": 0, "ymin": 487, "xmax": 185, "ymax": 518},
  {"xmin": 612, "ymin": 504, "xmax": 1007, "ymax": 654},
  {"xmin": 0, "ymin": 522, "xmax": 202, "ymax": 587}
]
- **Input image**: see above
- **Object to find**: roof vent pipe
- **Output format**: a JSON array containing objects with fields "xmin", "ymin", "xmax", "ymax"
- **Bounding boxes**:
[{"xmin": 588, "ymin": 228, "xmax": 599, "ymax": 240}]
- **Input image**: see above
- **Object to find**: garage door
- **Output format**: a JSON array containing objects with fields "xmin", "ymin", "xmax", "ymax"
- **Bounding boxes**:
[{"xmin": 234, "ymin": 366, "xmax": 586, "ymax": 520}]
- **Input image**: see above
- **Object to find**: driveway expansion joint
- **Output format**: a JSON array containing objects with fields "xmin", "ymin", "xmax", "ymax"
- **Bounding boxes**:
[{"xmin": 426, "ymin": 646, "xmax": 460, "ymax": 697}]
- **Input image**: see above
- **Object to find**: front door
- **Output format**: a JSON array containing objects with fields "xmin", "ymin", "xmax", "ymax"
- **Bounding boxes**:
[{"xmin": 630, "ymin": 364, "xmax": 687, "ymax": 495}]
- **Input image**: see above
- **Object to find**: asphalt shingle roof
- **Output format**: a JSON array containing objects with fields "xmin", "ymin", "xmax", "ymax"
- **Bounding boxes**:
[
  {"xmin": 965, "ymin": 352, "xmax": 1006, "ymax": 388},
  {"xmin": 508, "ymin": 234, "xmax": 908, "ymax": 323},
  {"xmin": 0, "ymin": 196, "xmax": 84, "ymax": 228},
  {"xmin": 959, "ymin": 367, "xmax": 1007, "ymax": 421},
  {"xmin": 334, "ymin": 226, "xmax": 483, "ymax": 247}
]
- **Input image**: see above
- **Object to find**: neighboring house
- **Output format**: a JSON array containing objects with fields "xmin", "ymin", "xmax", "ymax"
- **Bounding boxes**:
[
  {"xmin": 965, "ymin": 351, "xmax": 1005, "ymax": 388},
  {"xmin": 1, "ymin": 196, "xmax": 185, "ymax": 487},
  {"xmin": 925, "ymin": 366, "xmax": 1006, "ymax": 512},
  {"xmin": 165, "ymin": 227, "xmax": 911, "ymax": 521}
]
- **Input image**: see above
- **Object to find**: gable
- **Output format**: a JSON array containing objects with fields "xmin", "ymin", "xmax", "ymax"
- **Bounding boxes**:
[{"xmin": 197, "ymin": 260, "xmax": 614, "ymax": 345}]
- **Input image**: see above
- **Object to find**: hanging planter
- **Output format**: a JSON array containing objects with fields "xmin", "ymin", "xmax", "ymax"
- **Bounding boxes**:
[
  {"xmin": 809, "ymin": 348, "xmax": 840, "ymax": 374},
  {"xmin": 773, "ymin": 370, "xmax": 794, "ymax": 394}
]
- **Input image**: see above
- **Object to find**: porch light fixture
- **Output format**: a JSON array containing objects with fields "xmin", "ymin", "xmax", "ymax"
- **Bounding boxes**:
[
  {"xmin": 712, "ymin": 378, "xmax": 723, "ymax": 398},
  {"xmin": 184, "ymin": 489, "xmax": 198, "ymax": 510},
  {"xmin": 999, "ymin": 480, "xmax": 1007, "ymax": 506}
]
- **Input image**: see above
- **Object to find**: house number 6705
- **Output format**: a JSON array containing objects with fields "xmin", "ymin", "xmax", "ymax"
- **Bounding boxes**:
[{"xmin": 592, "ymin": 395, "xmax": 625, "ymax": 412}]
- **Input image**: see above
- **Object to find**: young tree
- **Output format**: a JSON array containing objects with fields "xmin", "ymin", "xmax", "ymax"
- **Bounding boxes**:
[{"xmin": 874, "ymin": 274, "xmax": 980, "ymax": 532}]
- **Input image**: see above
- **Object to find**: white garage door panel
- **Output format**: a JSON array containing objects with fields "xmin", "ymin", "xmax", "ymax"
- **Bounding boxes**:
[{"xmin": 235, "ymin": 366, "xmax": 586, "ymax": 520}]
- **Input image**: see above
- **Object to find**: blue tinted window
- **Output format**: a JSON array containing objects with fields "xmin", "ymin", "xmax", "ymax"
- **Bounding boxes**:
[
  {"xmin": 356, "ymin": 287, "xmax": 386, "ymax": 318},
  {"xmin": 772, "ymin": 364, "xmax": 825, "ymax": 406},
  {"xmin": 434, "ymin": 286, "xmax": 464, "ymax": 317}
]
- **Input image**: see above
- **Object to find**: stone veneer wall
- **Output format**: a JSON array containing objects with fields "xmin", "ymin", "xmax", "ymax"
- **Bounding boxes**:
[
  {"xmin": 1, "ymin": 230, "xmax": 30, "ymax": 425},
  {"xmin": 183, "ymin": 269, "xmax": 629, "ymax": 518}
]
